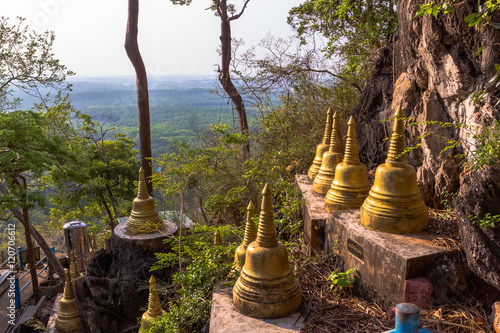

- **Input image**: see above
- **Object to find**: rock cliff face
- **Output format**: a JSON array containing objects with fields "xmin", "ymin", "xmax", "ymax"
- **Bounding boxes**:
[
  {"xmin": 355, "ymin": 0, "xmax": 499, "ymax": 207},
  {"xmin": 354, "ymin": 0, "xmax": 500, "ymax": 289},
  {"xmin": 73, "ymin": 237, "xmax": 172, "ymax": 333}
]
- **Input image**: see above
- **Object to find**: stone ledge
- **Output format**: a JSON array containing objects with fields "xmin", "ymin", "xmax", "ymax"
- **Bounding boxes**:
[
  {"xmin": 295, "ymin": 175, "xmax": 328, "ymax": 255},
  {"xmin": 209, "ymin": 287, "xmax": 303, "ymax": 333},
  {"xmin": 325, "ymin": 209, "xmax": 452, "ymax": 306}
]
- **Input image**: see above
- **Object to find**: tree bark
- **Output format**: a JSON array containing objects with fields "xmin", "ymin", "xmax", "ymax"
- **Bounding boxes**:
[
  {"xmin": 125, "ymin": 0, "xmax": 153, "ymax": 195},
  {"xmin": 217, "ymin": 0, "xmax": 251, "ymax": 159}
]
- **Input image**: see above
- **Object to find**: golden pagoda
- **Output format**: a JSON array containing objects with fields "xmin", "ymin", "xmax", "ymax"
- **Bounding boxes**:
[
  {"xmin": 360, "ymin": 107, "xmax": 428, "ymax": 234},
  {"xmin": 69, "ymin": 250, "xmax": 84, "ymax": 283},
  {"xmin": 140, "ymin": 275, "xmax": 165, "ymax": 332},
  {"xmin": 233, "ymin": 184, "xmax": 302, "ymax": 319},
  {"xmin": 313, "ymin": 110, "xmax": 344, "ymax": 195},
  {"xmin": 214, "ymin": 230, "xmax": 222, "ymax": 245},
  {"xmin": 235, "ymin": 201, "xmax": 257, "ymax": 269},
  {"xmin": 55, "ymin": 268, "xmax": 81, "ymax": 332},
  {"xmin": 127, "ymin": 167, "xmax": 163, "ymax": 234},
  {"xmin": 308, "ymin": 108, "xmax": 333, "ymax": 180},
  {"xmin": 324, "ymin": 116, "xmax": 370, "ymax": 211}
]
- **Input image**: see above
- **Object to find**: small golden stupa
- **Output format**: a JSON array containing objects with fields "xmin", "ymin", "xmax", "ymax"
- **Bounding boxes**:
[
  {"xmin": 140, "ymin": 275, "xmax": 165, "ymax": 332},
  {"xmin": 1, "ymin": 250, "xmax": 8, "ymax": 269},
  {"xmin": 214, "ymin": 230, "xmax": 222, "ymax": 245},
  {"xmin": 69, "ymin": 250, "xmax": 84, "ymax": 283},
  {"xmin": 104, "ymin": 241, "xmax": 108, "ymax": 250},
  {"xmin": 55, "ymin": 268, "xmax": 81, "ymax": 332},
  {"xmin": 324, "ymin": 116, "xmax": 370, "ymax": 212},
  {"xmin": 313, "ymin": 110, "xmax": 344, "ymax": 195},
  {"xmin": 235, "ymin": 201, "xmax": 257, "ymax": 269},
  {"xmin": 308, "ymin": 108, "xmax": 333, "ymax": 180},
  {"xmin": 233, "ymin": 184, "xmax": 302, "ymax": 319},
  {"xmin": 360, "ymin": 107, "xmax": 428, "ymax": 234},
  {"xmin": 127, "ymin": 167, "xmax": 163, "ymax": 234}
]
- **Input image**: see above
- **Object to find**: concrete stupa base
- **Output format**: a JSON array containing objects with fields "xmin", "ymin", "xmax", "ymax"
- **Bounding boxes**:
[{"xmin": 113, "ymin": 220, "xmax": 178, "ymax": 252}]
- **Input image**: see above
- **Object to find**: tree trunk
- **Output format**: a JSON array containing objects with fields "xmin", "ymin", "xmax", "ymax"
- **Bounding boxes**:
[
  {"xmin": 23, "ymin": 205, "xmax": 41, "ymax": 302},
  {"xmin": 0, "ymin": 181, "xmax": 65, "ymax": 280},
  {"xmin": 218, "ymin": 0, "xmax": 250, "ymax": 159},
  {"xmin": 125, "ymin": 0, "xmax": 153, "ymax": 195}
]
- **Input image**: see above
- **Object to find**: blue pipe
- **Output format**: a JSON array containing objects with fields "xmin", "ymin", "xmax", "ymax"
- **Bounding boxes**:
[
  {"xmin": 18, "ymin": 247, "xmax": 24, "ymax": 271},
  {"xmin": 14, "ymin": 277, "xmax": 21, "ymax": 309},
  {"xmin": 384, "ymin": 303, "xmax": 443, "ymax": 333}
]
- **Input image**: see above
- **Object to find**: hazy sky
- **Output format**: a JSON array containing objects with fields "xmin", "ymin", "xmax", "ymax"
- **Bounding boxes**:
[{"xmin": 1, "ymin": 0, "xmax": 302, "ymax": 77}]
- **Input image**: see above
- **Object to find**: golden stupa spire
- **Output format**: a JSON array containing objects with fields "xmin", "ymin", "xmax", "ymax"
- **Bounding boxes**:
[
  {"xmin": 313, "ymin": 110, "xmax": 344, "ymax": 195},
  {"xmin": 214, "ymin": 230, "xmax": 222, "ymax": 245},
  {"xmin": 360, "ymin": 107, "xmax": 428, "ymax": 234},
  {"xmin": 55, "ymin": 268, "xmax": 81, "ymax": 332},
  {"xmin": 242, "ymin": 201, "xmax": 257, "ymax": 247},
  {"xmin": 140, "ymin": 275, "xmax": 165, "ymax": 332},
  {"xmin": 343, "ymin": 116, "xmax": 361, "ymax": 165},
  {"xmin": 70, "ymin": 250, "xmax": 83, "ymax": 281},
  {"xmin": 127, "ymin": 167, "xmax": 164, "ymax": 234},
  {"xmin": 137, "ymin": 167, "xmax": 149, "ymax": 199},
  {"xmin": 329, "ymin": 111, "xmax": 344, "ymax": 154},
  {"xmin": 235, "ymin": 201, "xmax": 257, "ymax": 269},
  {"xmin": 308, "ymin": 108, "xmax": 333, "ymax": 180},
  {"xmin": 256, "ymin": 184, "xmax": 278, "ymax": 248},
  {"xmin": 322, "ymin": 107, "xmax": 333, "ymax": 145},
  {"xmin": 387, "ymin": 106, "xmax": 407, "ymax": 163},
  {"xmin": 324, "ymin": 116, "xmax": 370, "ymax": 212},
  {"xmin": 233, "ymin": 184, "xmax": 302, "ymax": 319}
]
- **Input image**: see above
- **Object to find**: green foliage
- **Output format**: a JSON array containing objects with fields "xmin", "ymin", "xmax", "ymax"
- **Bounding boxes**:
[
  {"xmin": 468, "ymin": 213, "xmax": 500, "ymax": 229},
  {"xmin": 288, "ymin": 0, "xmax": 397, "ymax": 82},
  {"xmin": 0, "ymin": 17, "xmax": 73, "ymax": 110},
  {"xmin": 327, "ymin": 268, "xmax": 356, "ymax": 291},
  {"xmin": 438, "ymin": 190, "xmax": 457, "ymax": 219},
  {"xmin": 148, "ymin": 225, "xmax": 242, "ymax": 332},
  {"xmin": 460, "ymin": 120, "xmax": 500, "ymax": 170}
]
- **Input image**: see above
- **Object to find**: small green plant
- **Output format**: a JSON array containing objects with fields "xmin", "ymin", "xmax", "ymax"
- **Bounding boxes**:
[
  {"xmin": 327, "ymin": 268, "xmax": 356, "ymax": 291},
  {"xmin": 147, "ymin": 224, "xmax": 242, "ymax": 332},
  {"xmin": 438, "ymin": 190, "xmax": 457, "ymax": 219},
  {"xmin": 468, "ymin": 213, "xmax": 500, "ymax": 229}
]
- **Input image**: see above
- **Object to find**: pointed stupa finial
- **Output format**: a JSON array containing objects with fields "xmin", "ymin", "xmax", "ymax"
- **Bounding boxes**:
[
  {"xmin": 329, "ymin": 110, "xmax": 344, "ymax": 154},
  {"xmin": 256, "ymin": 184, "xmax": 278, "ymax": 248},
  {"xmin": 140, "ymin": 275, "xmax": 165, "ymax": 332},
  {"xmin": 242, "ymin": 201, "xmax": 257, "ymax": 247},
  {"xmin": 69, "ymin": 250, "xmax": 82, "ymax": 280},
  {"xmin": 55, "ymin": 268, "xmax": 81, "ymax": 332},
  {"xmin": 387, "ymin": 106, "xmax": 407, "ymax": 163},
  {"xmin": 137, "ymin": 167, "xmax": 149, "ymax": 199},
  {"xmin": 322, "ymin": 107, "xmax": 333, "ymax": 145},
  {"xmin": 214, "ymin": 230, "xmax": 222, "ymax": 245},
  {"xmin": 64, "ymin": 268, "xmax": 75, "ymax": 298},
  {"xmin": 146, "ymin": 276, "xmax": 163, "ymax": 318},
  {"xmin": 343, "ymin": 116, "xmax": 361, "ymax": 165}
]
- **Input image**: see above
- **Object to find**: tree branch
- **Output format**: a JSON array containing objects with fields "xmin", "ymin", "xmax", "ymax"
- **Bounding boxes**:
[{"xmin": 229, "ymin": 0, "xmax": 251, "ymax": 21}]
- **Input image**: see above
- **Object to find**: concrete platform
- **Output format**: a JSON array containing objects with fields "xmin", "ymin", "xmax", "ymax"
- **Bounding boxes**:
[
  {"xmin": 209, "ymin": 287, "xmax": 303, "ymax": 333},
  {"xmin": 113, "ymin": 220, "xmax": 178, "ymax": 251},
  {"xmin": 295, "ymin": 175, "xmax": 328, "ymax": 255},
  {"xmin": 295, "ymin": 174, "xmax": 451, "ymax": 306},
  {"xmin": 326, "ymin": 209, "xmax": 450, "ymax": 305}
]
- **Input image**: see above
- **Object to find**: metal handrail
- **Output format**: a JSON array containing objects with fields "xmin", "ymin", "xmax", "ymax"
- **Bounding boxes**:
[
  {"xmin": 18, "ymin": 255, "xmax": 47, "ymax": 280},
  {"xmin": 20, "ymin": 265, "xmax": 48, "ymax": 292},
  {"xmin": 0, "ymin": 249, "xmax": 21, "ymax": 280}
]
